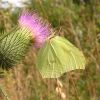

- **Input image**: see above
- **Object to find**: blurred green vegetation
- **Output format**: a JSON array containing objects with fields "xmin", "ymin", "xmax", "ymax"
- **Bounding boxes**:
[{"xmin": 0, "ymin": 0, "xmax": 100, "ymax": 100}]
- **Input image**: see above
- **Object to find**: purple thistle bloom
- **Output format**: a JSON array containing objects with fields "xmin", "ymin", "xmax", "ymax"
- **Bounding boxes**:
[{"xmin": 18, "ymin": 11, "xmax": 52, "ymax": 48}]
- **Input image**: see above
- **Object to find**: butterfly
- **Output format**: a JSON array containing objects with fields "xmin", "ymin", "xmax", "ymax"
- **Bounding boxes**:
[{"xmin": 37, "ymin": 36, "xmax": 86, "ymax": 78}]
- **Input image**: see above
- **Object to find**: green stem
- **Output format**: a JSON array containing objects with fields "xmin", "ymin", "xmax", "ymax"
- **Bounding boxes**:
[{"xmin": 0, "ymin": 84, "xmax": 10, "ymax": 100}]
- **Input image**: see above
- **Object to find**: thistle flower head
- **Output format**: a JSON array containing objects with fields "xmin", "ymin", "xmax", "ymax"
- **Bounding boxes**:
[{"xmin": 18, "ymin": 11, "xmax": 52, "ymax": 48}]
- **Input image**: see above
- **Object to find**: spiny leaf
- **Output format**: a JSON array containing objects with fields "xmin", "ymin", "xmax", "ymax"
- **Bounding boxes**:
[
  {"xmin": 0, "ymin": 27, "xmax": 31, "ymax": 69},
  {"xmin": 37, "ymin": 36, "xmax": 86, "ymax": 78}
]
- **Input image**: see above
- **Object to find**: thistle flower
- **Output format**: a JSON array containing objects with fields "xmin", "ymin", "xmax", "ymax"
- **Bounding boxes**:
[{"xmin": 18, "ymin": 11, "xmax": 52, "ymax": 48}]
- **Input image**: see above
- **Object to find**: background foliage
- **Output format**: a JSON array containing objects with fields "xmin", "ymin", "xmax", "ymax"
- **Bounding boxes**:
[{"xmin": 0, "ymin": 0, "xmax": 100, "ymax": 100}]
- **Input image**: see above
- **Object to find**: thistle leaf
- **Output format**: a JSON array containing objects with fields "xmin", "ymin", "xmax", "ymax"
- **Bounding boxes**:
[
  {"xmin": 0, "ymin": 27, "xmax": 31, "ymax": 69},
  {"xmin": 37, "ymin": 36, "xmax": 86, "ymax": 78}
]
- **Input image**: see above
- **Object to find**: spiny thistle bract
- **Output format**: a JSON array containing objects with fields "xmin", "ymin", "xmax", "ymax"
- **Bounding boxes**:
[
  {"xmin": 18, "ymin": 11, "xmax": 52, "ymax": 48},
  {"xmin": 0, "ymin": 27, "xmax": 31, "ymax": 69}
]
